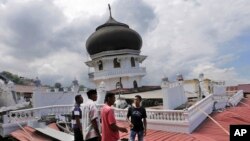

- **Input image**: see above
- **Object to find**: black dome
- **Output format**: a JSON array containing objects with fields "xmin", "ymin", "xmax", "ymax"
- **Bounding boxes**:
[{"xmin": 86, "ymin": 17, "xmax": 142, "ymax": 55}]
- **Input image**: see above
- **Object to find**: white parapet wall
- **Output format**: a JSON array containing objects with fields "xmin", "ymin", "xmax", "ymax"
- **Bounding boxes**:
[
  {"xmin": 213, "ymin": 85, "xmax": 226, "ymax": 95},
  {"xmin": 33, "ymin": 88, "xmax": 87, "ymax": 108},
  {"xmin": 212, "ymin": 95, "xmax": 229, "ymax": 110},
  {"xmin": 187, "ymin": 95, "xmax": 213, "ymax": 133},
  {"xmin": 211, "ymin": 83, "xmax": 227, "ymax": 110},
  {"xmin": 228, "ymin": 90, "xmax": 243, "ymax": 106},
  {"xmin": 161, "ymin": 82, "xmax": 187, "ymax": 110}
]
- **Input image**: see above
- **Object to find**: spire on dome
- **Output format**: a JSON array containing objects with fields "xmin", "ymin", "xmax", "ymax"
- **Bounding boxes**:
[{"xmin": 108, "ymin": 4, "xmax": 112, "ymax": 18}]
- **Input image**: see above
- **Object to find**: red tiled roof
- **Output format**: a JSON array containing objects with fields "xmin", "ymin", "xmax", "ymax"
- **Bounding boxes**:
[
  {"xmin": 10, "ymin": 123, "xmax": 59, "ymax": 141},
  {"xmin": 10, "ymin": 126, "xmax": 53, "ymax": 141},
  {"xmin": 227, "ymin": 84, "xmax": 250, "ymax": 93},
  {"xmin": 238, "ymin": 84, "xmax": 250, "ymax": 93}
]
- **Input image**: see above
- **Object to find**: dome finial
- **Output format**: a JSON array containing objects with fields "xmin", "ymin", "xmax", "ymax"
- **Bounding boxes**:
[{"xmin": 108, "ymin": 4, "xmax": 112, "ymax": 18}]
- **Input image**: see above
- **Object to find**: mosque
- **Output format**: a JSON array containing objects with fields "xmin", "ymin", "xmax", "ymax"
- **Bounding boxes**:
[
  {"xmin": 85, "ymin": 5, "xmax": 146, "ymax": 91},
  {"xmin": 84, "ymin": 5, "xmax": 189, "ymax": 109}
]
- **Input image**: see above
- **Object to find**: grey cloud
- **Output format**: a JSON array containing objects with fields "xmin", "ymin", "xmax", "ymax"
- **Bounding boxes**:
[
  {"xmin": 0, "ymin": 0, "xmax": 105, "ymax": 60},
  {"xmin": 48, "ymin": 17, "xmax": 102, "ymax": 55},
  {"xmin": 111, "ymin": 0, "xmax": 157, "ymax": 35},
  {"xmin": 1, "ymin": 1, "xmax": 65, "ymax": 59}
]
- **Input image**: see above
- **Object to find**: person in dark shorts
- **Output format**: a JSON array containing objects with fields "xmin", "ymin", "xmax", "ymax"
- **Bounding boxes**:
[
  {"xmin": 72, "ymin": 95, "xmax": 84, "ymax": 141},
  {"xmin": 126, "ymin": 95, "xmax": 147, "ymax": 141}
]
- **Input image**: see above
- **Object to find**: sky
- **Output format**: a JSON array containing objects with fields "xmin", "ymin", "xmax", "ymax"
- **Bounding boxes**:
[{"xmin": 0, "ymin": 0, "xmax": 250, "ymax": 87}]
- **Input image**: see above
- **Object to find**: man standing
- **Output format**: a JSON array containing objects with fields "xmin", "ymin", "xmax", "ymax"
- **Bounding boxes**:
[
  {"xmin": 101, "ymin": 92, "xmax": 128, "ymax": 141},
  {"xmin": 72, "ymin": 95, "xmax": 84, "ymax": 141},
  {"xmin": 82, "ymin": 89, "xmax": 101, "ymax": 141},
  {"xmin": 126, "ymin": 95, "xmax": 147, "ymax": 141}
]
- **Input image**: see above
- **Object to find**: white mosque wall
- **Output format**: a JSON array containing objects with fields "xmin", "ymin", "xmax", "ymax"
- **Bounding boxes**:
[
  {"xmin": 89, "ymin": 54, "xmax": 146, "ymax": 91},
  {"xmin": 93, "ymin": 55, "xmax": 140, "ymax": 71},
  {"xmin": 92, "ymin": 68, "xmax": 146, "ymax": 81},
  {"xmin": 213, "ymin": 85, "xmax": 226, "ymax": 95},
  {"xmin": 183, "ymin": 82, "xmax": 198, "ymax": 98},
  {"xmin": 32, "ymin": 88, "xmax": 86, "ymax": 108},
  {"xmin": 94, "ymin": 76, "xmax": 142, "ymax": 91},
  {"xmin": 92, "ymin": 56, "xmax": 138, "ymax": 72},
  {"xmin": 161, "ymin": 82, "xmax": 187, "ymax": 110}
]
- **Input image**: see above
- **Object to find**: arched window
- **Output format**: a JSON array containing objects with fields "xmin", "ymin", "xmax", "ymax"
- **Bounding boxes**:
[
  {"xmin": 98, "ymin": 60, "xmax": 103, "ymax": 70},
  {"xmin": 133, "ymin": 80, "xmax": 138, "ymax": 88},
  {"xmin": 131, "ymin": 57, "xmax": 135, "ymax": 67},
  {"xmin": 113, "ymin": 58, "xmax": 120, "ymax": 68}
]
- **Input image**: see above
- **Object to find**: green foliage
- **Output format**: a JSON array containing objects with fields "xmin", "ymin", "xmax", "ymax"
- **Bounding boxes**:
[
  {"xmin": 0, "ymin": 71, "xmax": 24, "ymax": 84},
  {"xmin": 54, "ymin": 82, "xmax": 62, "ymax": 88},
  {"xmin": 79, "ymin": 85, "xmax": 86, "ymax": 91}
]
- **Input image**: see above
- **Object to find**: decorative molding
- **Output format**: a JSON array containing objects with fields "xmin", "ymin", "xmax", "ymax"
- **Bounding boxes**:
[{"xmin": 90, "ymin": 49, "xmax": 140, "ymax": 59}]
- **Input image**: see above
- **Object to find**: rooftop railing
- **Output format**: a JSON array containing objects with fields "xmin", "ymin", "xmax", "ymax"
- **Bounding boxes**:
[{"xmin": 5, "ymin": 91, "xmax": 244, "ymax": 134}]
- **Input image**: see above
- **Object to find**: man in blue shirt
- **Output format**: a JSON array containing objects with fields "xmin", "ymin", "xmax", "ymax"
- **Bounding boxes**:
[{"xmin": 72, "ymin": 95, "xmax": 84, "ymax": 141}]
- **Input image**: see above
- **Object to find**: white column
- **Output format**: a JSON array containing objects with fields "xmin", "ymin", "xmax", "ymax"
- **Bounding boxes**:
[
  {"xmin": 97, "ymin": 81, "xmax": 106, "ymax": 104},
  {"xmin": 161, "ymin": 80, "xmax": 170, "ymax": 109},
  {"xmin": 161, "ymin": 81, "xmax": 188, "ymax": 110}
]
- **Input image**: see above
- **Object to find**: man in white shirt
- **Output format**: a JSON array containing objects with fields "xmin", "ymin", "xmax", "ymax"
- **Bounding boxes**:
[{"xmin": 82, "ymin": 89, "xmax": 101, "ymax": 141}]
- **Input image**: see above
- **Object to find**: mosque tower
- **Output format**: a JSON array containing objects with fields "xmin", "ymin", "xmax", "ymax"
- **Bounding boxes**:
[{"xmin": 85, "ymin": 5, "xmax": 147, "ymax": 91}]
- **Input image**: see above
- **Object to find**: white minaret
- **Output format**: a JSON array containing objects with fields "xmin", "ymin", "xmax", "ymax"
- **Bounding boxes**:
[{"xmin": 85, "ymin": 5, "xmax": 147, "ymax": 91}]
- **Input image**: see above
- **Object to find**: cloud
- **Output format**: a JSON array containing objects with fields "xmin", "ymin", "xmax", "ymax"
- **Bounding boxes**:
[
  {"xmin": 1, "ymin": 0, "xmax": 65, "ymax": 59},
  {"xmin": 142, "ymin": 0, "xmax": 250, "ymax": 85},
  {"xmin": 0, "ymin": 0, "xmax": 102, "ymax": 87},
  {"xmin": 189, "ymin": 63, "xmax": 249, "ymax": 85},
  {"xmin": 1, "ymin": 0, "xmax": 250, "ymax": 87},
  {"xmin": 28, "ymin": 48, "xmax": 90, "ymax": 86},
  {"xmin": 111, "ymin": 0, "xmax": 157, "ymax": 34}
]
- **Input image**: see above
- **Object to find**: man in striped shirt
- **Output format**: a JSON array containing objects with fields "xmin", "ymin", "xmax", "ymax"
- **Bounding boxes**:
[
  {"xmin": 72, "ymin": 95, "xmax": 84, "ymax": 141},
  {"xmin": 82, "ymin": 89, "xmax": 101, "ymax": 141}
]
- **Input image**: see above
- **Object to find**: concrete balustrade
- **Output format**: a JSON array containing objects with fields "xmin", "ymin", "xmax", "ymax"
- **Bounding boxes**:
[
  {"xmin": 113, "ymin": 108, "xmax": 186, "ymax": 122},
  {"xmin": 9, "ymin": 105, "xmax": 73, "ymax": 123},
  {"xmin": 228, "ymin": 90, "xmax": 243, "ymax": 106},
  {"xmin": 146, "ymin": 109, "xmax": 186, "ymax": 121},
  {"xmin": 8, "ymin": 104, "xmax": 104, "ymax": 123}
]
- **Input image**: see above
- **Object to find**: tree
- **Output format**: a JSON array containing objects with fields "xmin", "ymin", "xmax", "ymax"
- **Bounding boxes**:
[
  {"xmin": 0, "ymin": 71, "xmax": 24, "ymax": 84},
  {"xmin": 54, "ymin": 82, "xmax": 62, "ymax": 89},
  {"xmin": 79, "ymin": 85, "xmax": 86, "ymax": 91}
]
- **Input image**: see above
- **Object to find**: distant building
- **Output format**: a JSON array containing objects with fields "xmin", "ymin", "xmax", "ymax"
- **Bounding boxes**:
[
  {"xmin": 14, "ymin": 84, "xmax": 47, "ymax": 102},
  {"xmin": 227, "ymin": 84, "xmax": 250, "ymax": 96}
]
